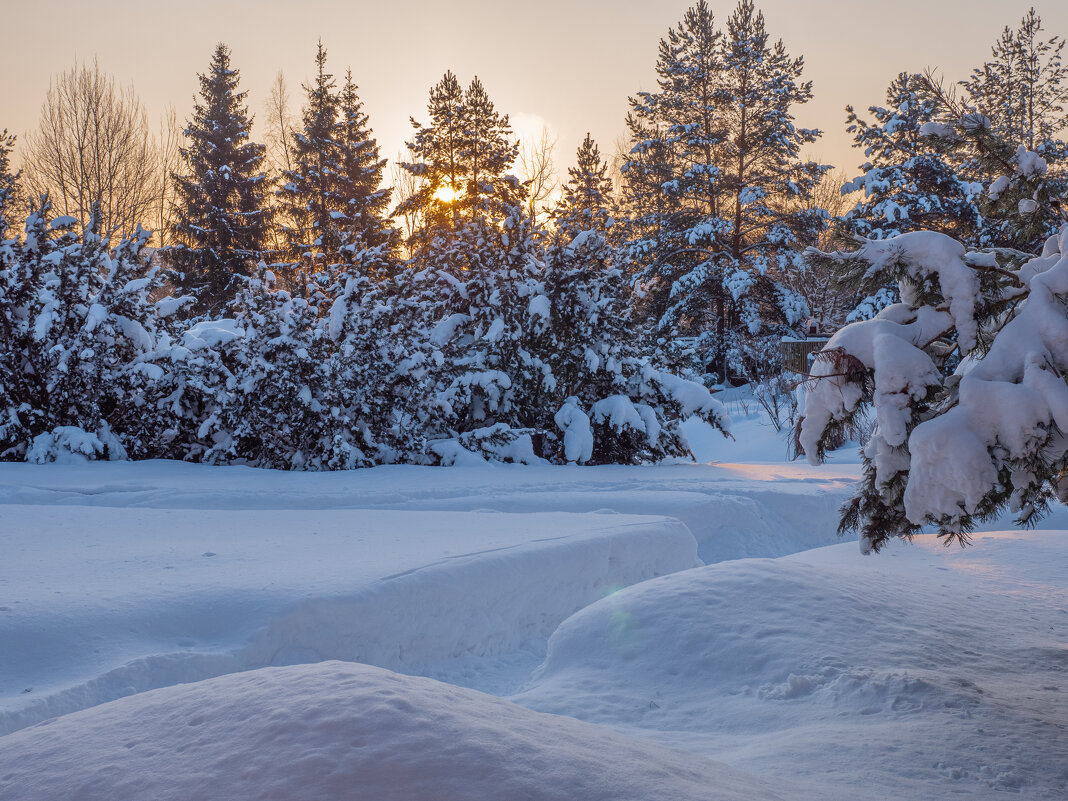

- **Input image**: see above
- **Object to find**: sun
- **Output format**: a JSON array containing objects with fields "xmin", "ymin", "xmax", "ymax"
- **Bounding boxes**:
[{"xmin": 433, "ymin": 183, "xmax": 461, "ymax": 203}]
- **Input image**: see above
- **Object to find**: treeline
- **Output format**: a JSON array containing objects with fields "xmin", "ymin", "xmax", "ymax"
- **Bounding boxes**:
[{"xmin": 1, "ymin": 1, "xmax": 1066, "ymax": 466}]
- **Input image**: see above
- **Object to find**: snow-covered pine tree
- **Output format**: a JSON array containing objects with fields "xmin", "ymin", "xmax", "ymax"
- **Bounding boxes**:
[
  {"xmin": 396, "ymin": 73, "xmax": 538, "ymax": 460},
  {"xmin": 415, "ymin": 208, "xmax": 538, "ymax": 462},
  {"xmin": 800, "ymin": 150, "xmax": 1068, "ymax": 552},
  {"xmin": 963, "ymin": 8, "xmax": 1068, "ymax": 157},
  {"xmin": 620, "ymin": 0, "xmax": 822, "ymax": 384},
  {"xmin": 323, "ymin": 263, "xmax": 431, "ymax": 466},
  {"xmin": 619, "ymin": 0, "xmax": 722, "ymax": 368},
  {"xmin": 335, "ymin": 70, "xmax": 397, "ymax": 264},
  {"xmin": 460, "ymin": 77, "xmax": 523, "ymax": 222},
  {"xmin": 170, "ymin": 44, "xmax": 272, "ymax": 314},
  {"xmin": 277, "ymin": 42, "xmax": 344, "ymax": 294},
  {"xmin": 843, "ymin": 10, "xmax": 1067, "ymax": 254},
  {"xmin": 220, "ymin": 266, "xmax": 332, "ymax": 468},
  {"xmin": 960, "ymin": 9, "xmax": 1068, "ymax": 252},
  {"xmin": 553, "ymin": 134, "xmax": 615, "ymax": 240},
  {"xmin": 842, "ymin": 73, "xmax": 986, "ymax": 245}
]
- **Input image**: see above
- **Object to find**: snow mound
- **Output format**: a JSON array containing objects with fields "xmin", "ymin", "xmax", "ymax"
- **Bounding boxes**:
[
  {"xmin": 517, "ymin": 531, "xmax": 1068, "ymax": 800},
  {"xmin": 0, "ymin": 661, "xmax": 786, "ymax": 801},
  {"xmin": 0, "ymin": 506, "xmax": 698, "ymax": 735}
]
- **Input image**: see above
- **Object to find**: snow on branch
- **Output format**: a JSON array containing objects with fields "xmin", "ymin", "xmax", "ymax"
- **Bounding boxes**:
[{"xmin": 800, "ymin": 224, "xmax": 1068, "ymax": 551}]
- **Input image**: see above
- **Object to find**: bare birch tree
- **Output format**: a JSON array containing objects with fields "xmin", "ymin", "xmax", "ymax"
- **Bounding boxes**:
[
  {"xmin": 22, "ymin": 59, "xmax": 157, "ymax": 236},
  {"xmin": 515, "ymin": 125, "xmax": 557, "ymax": 225},
  {"xmin": 263, "ymin": 70, "xmax": 299, "ymax": 256},
  {"xmin": 390, "ymin": 148, "xmax": 423, "ymax": 259},
  {"xmin": 153, "ymin": 106, "xmax": 181, "ymax": 248}
]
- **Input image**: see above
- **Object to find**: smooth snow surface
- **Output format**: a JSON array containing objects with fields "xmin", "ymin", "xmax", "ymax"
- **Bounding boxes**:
[
  {"xmin": 0, "ymin": 662, "xmax": 788, "ymax": 801},
  {"xmin": 1, "ymin": 506, "xmax": 697, "ymax": 734}
]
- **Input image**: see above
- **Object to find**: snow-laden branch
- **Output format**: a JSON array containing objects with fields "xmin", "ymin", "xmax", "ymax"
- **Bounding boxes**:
[{"xmin": 800, "ymin": 224, "xmax": 1068, "ymax": 551}]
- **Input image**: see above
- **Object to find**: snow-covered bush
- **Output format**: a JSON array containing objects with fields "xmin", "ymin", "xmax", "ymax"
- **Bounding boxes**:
[
  {"xmin": 0, "ymin": 198, "xmax": 730, "ymax": 469},
  {"xmin": 0, "ymin": 201, "xmax": 161, "ymax": 460},
  {"xmin": 800, "ymin": 220, "xmax": 1068, "ymax": 552}
]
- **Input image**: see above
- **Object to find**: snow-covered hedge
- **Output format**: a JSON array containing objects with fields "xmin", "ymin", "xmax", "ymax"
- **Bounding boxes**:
[{"xmin": 0, "ymin": 203, "xmax": 729, "ymax": 468}]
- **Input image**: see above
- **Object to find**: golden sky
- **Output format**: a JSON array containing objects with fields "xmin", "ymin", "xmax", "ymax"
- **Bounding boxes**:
[{"xmin": 3, "ymin": 0, "xmax": 1066, "ymax": 181}]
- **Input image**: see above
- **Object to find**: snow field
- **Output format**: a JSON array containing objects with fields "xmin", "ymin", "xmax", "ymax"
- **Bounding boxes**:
[{"xmin": 3, "ymin": 413, "xmax": 1065, "ymax": 800}]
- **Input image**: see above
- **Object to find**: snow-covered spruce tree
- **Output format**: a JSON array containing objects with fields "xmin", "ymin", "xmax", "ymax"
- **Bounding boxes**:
[
  {"xmin": 0, "ymin": 130, "xmax": 20, "ymax": 237},
  {"xmin": 841, "ymin": 73, "xmax": 984, "ymax": 244},
  {"xmin": 536, "ymin": 229, "xmax": 730, "ymax": 464},
  {"xmin": 799, "ymin": 186, "xmax": 1068, "ymax": 552},
  {"xmin": 335, "ymin": 69, "xmax": 398, "ymax": 273},
  {"xmin": 553, "ymin": 133, "xmax": 615, "ymax": 241},
  {"xmin": 0, "ymin": 199, "xmax": 161, "ymax": 461},
  {"xmin": 620, "ymin": 0, "xmax": 823, "ymax": 384},
  {"xmin": 170, "ymin": 44, "xmax": 272, "ymax": 315},
  {"xmin": 0, "ymin": 131, "xmax": 32, "ymax": 457},
  {"xmin": 276, "ymin": 42, "xmax": 342, "ymax": 291}
]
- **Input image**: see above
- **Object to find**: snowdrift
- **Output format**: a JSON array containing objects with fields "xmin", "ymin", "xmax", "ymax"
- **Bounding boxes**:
[
  {"xmin": 517, "ymin": 530, "xmax": 1068, "ymax": 800},
  {"xmin": 1, "ymin": 506, "xmax": 697, "ymax": 735},
  {"xmin": 0, "ymin": 661, "xmax": 788, "ymax": 801}
]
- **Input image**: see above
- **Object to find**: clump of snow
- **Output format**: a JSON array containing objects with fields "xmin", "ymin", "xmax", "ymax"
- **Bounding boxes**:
[
  {"xmin": 26, "ymin": 426, "xmax": 126, "ymax": 464},
  {"xmin": 180, "ymin": 318, "xmax": 244, "ymax": 350},
  {"xmin": 838, "ymin": 231, "xmax": 980, "ymax": 352},
  {"xmin": 1013, "ymin": 145, "xmax": 1048, "ymax": 180},
  {"xmin": 554, "ymin": 398, "xmax": 594, "ymax": 464},
  {"xmin": 0, "ymin": 661, "xmax": 780, "ymax": 801},
  {"xmin": 917, "ymin": 121, "xmax": 960, "ymax": 140},
  {"xmin": 154, "ymin": 296, "xmax": 194, "ymax": 318}
]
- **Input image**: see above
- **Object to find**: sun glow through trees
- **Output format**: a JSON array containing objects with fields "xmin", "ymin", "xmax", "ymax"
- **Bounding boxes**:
[{"xmin": 433, "ymin": 183, "xmax": 460, "ymax": 203}]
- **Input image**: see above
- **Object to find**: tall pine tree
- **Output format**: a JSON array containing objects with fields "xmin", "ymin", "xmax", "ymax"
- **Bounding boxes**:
[
  {"xmin": 621, "ymin": 0, "xmax": 823, "ymax": 383},
  {"xmin": 554, "ymin": 134, "xmax": 615, "ymax": 240},
  {"xmin": 398, "ymin": 72, "xmax": 522, "ymax": 254},
  {"xmin": 171, "ymin": 44, "xmax": 272, "ymax": 314}
]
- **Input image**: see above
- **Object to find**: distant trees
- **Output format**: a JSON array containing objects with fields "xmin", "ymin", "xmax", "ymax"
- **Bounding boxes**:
[
  {"xmin": 170, "ymin": 44, "xmax": 272, "ymax": 314},
  {"xmin": 22, "ymin": 60, "xmax": 157, "ymax": 238}
]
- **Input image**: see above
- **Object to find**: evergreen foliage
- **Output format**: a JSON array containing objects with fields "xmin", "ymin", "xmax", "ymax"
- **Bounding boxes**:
[
  {"xmin": 554, "ymin": 134, "xmax": 615, "ymax": 240},
  {"xmin": 843, "ymin": 9, "xmax": 1068, "ymax": 253},
  {"xmin": 170, "ymin": 44, "xmax": 272, "ymax": 314},
  {"xmin": 398, "ymin": 72, "xmax": 522, "ymax": 254},
  {"xmin": 619, "ymin": 0, "xmax": 825, "ymax": 384}
]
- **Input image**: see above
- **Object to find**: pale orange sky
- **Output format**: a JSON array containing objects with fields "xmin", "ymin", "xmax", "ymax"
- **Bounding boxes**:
[{"xmin": 2, "ymin": 0, "xmax": 1066, "ymax": 181}]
